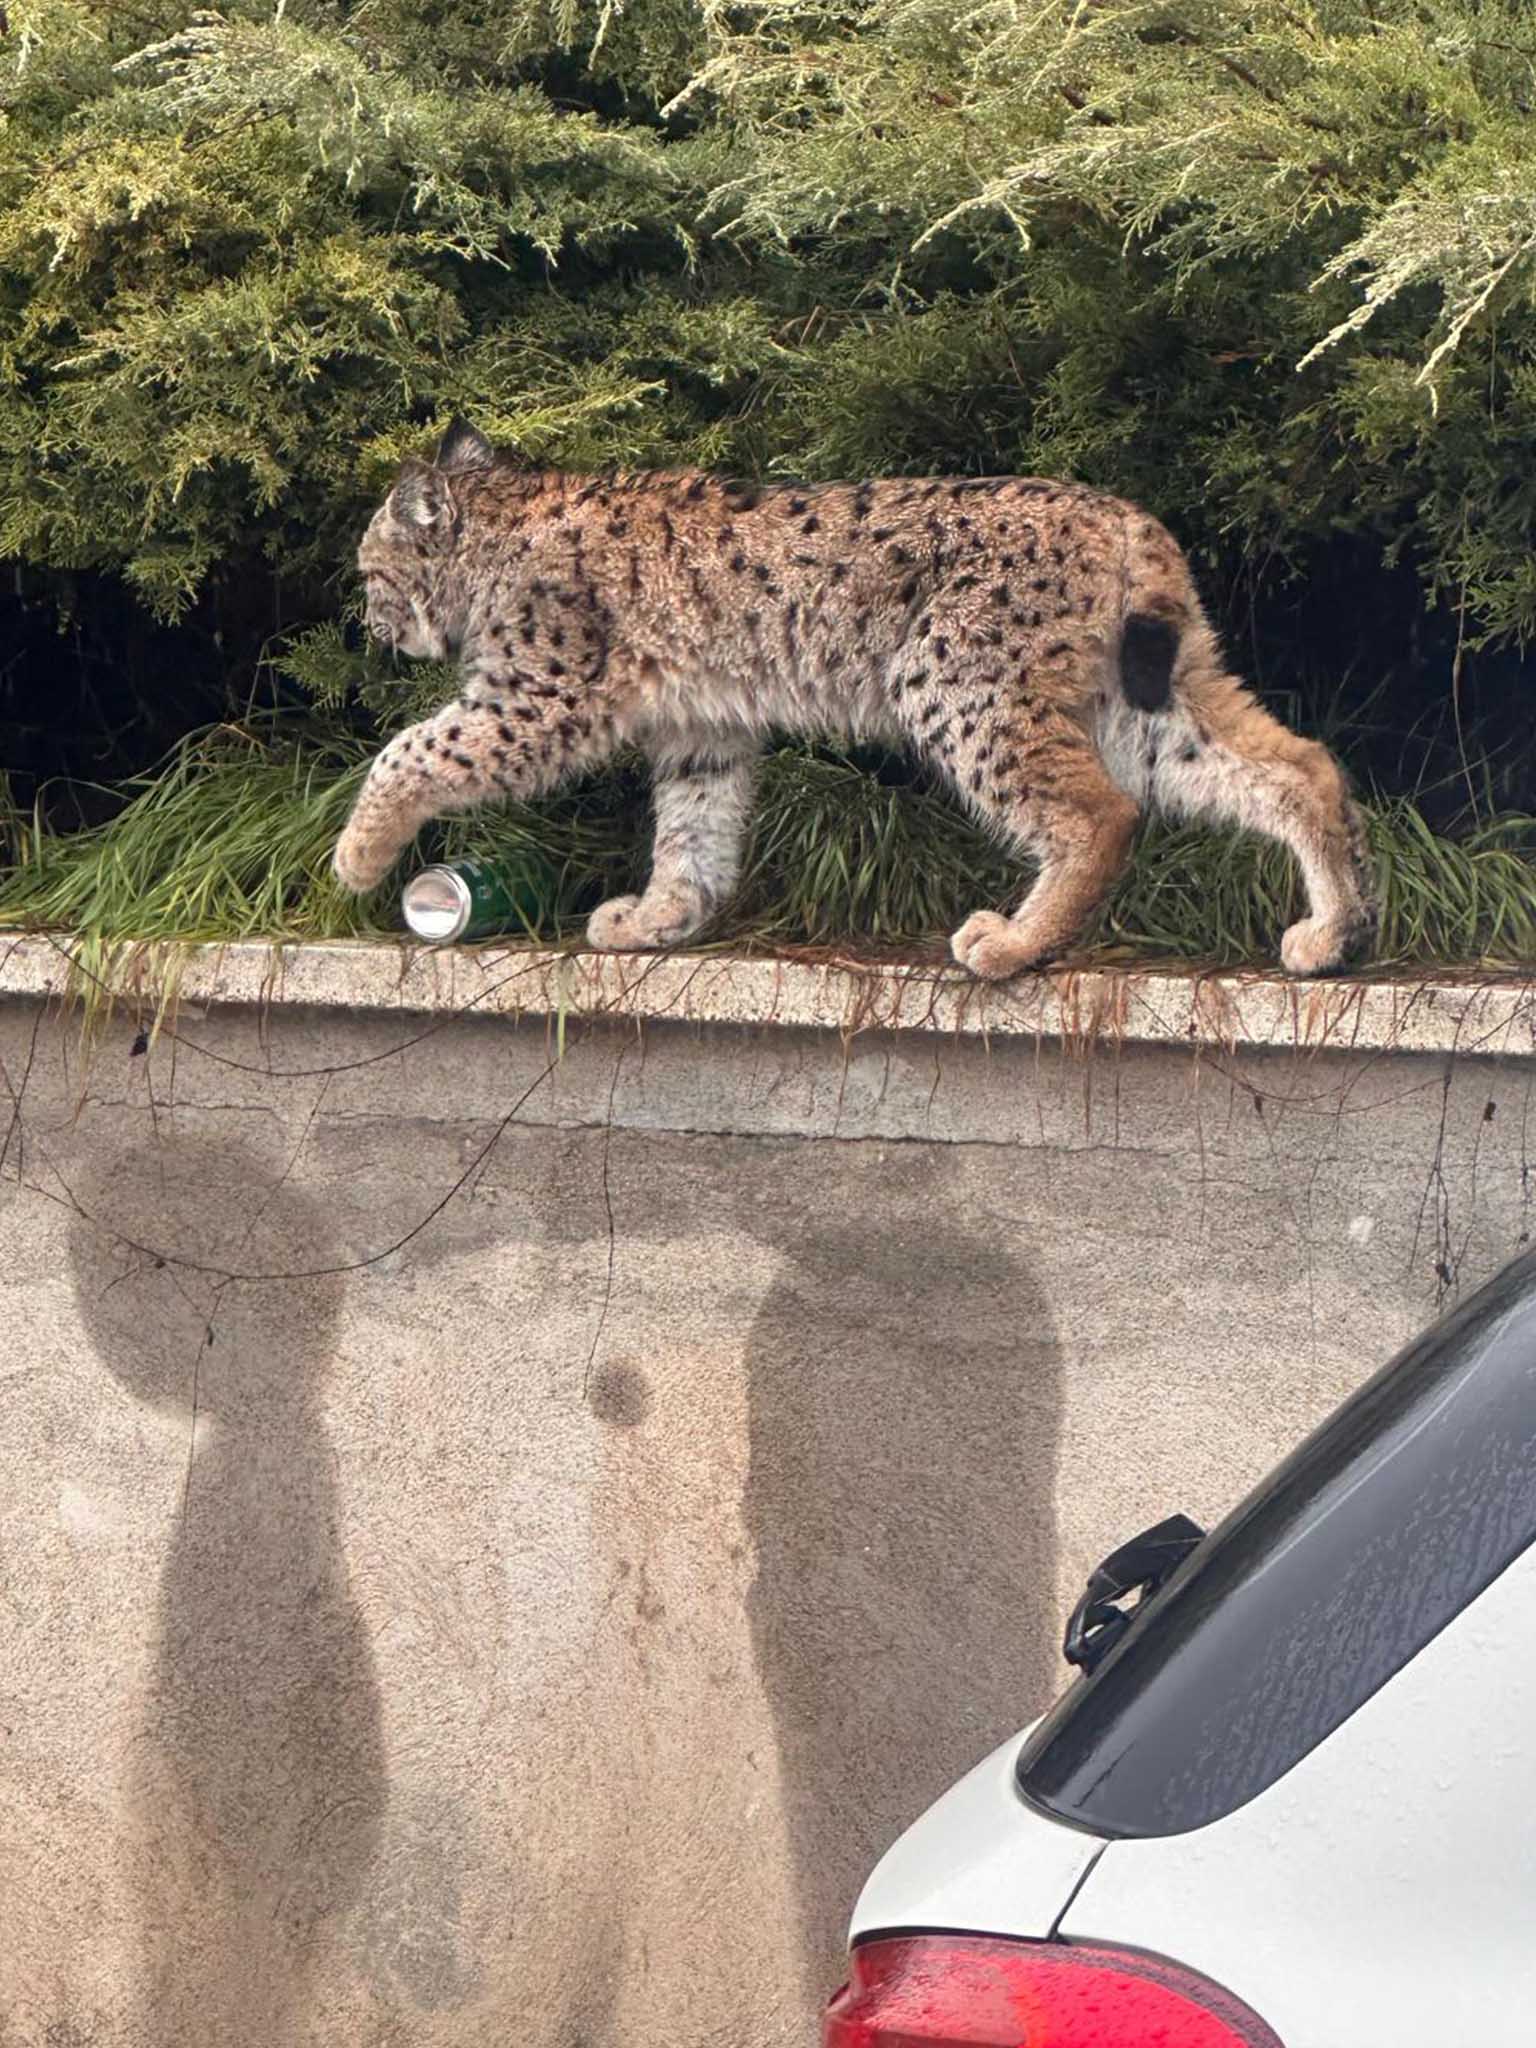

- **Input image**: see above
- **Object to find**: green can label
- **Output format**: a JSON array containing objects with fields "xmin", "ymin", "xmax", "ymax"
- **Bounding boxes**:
[{"xmin": 401, "ymin": 855, "xmax": 556, "ymax": 944}]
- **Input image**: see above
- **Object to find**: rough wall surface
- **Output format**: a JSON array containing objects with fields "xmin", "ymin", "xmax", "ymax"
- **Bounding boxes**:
[{"xmin": 1, "ymin": 983, "xmax": 1530, "ymax": 2047}]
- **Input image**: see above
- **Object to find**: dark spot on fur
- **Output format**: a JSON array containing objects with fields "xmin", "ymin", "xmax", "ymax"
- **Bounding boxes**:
[
  {"xmin": 788, "ymin": 496, "xmax": 808, "ymax": 514},
  {"xmin": 899, "ymin": 578, "xmax": 918, "ymax": 605},
  {"xmin": 1180, "ymin": 742, "xmax": 1201, "ymax": 763},
  {"xmin": 935, "ymin": 637, "xmax": 950, "ymax": 660},
  {"xmin": 730, "ymin": 553, "xmax": 747, "ymax": 573},
  {"xmin": 803, "ymin": 515, "xmax": 821, "ymax": 535},
  {"xmin": 685, "ymin": 477, "xmax": 707, "ymax": 501},
  {"xmin": 754, "ymin": 563, "xmax": 771, "ymax": 583},
  {"xmin": 446, "ymin": 725, "xmax": 461, "ymax": 741},
  {"xmin": 992, "ymin": 583, "xmax": 1009, "ymax": 605}
]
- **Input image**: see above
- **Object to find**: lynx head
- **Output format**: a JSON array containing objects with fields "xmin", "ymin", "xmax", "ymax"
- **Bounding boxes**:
[{"xmin": 357, "ymin": 417, "xmax": 496, "ymax": 659}]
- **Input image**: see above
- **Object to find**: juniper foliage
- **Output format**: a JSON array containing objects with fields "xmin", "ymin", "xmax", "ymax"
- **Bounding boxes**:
[{"xmin": 2, "ymin": 0, "xmax": 1535, "ymax": 945}]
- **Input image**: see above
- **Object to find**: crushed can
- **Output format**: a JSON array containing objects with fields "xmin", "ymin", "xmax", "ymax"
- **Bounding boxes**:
[{"xmin": 400, "ymin": 854, "xmax": 555, "ymax": 944}]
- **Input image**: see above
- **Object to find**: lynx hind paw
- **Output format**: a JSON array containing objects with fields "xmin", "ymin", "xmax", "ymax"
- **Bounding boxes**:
[{"xmin": 950, "ymin": 910, "xmax": 1051, "ymax": 982}]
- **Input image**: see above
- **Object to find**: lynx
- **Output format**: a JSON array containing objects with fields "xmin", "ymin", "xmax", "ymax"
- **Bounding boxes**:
[{"xmin": 333, "ymin": 419, "xmax": 1376, "ymax": 979}]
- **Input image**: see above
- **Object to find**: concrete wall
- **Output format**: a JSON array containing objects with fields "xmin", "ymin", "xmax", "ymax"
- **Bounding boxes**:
[{"xmin": 1, "ymin": 968, "xmax": 1531, "ymax": 2047}]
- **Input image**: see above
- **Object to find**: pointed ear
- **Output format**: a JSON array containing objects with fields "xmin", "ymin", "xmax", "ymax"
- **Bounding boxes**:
[
  {"xmin": 435, "ymin": 417, "xmax": 495, "ymax": 475},
  {"xmin": 390, "ymin": 461, "xmax": 452, "ymax": 529}
]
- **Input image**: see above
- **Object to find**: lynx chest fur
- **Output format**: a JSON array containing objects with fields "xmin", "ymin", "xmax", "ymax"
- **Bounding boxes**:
[{"xmin": 335, "ymin": 420, "xmax": 1376, "ymax": 980}]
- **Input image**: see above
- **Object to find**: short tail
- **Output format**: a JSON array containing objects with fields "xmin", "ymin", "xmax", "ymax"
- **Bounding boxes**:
[
  {"xmin": 1119, "ymin": 613, "xmax": 1181, "ymax": 713},
  {"xmin": 1118, "ymin": 507, "xmax": 1200, "ymax": 713}
]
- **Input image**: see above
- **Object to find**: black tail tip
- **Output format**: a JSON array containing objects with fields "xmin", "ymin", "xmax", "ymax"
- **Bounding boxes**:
[{"xmin": 1121, "ymin": 614, "xmax": 1179, "ymax": 712}]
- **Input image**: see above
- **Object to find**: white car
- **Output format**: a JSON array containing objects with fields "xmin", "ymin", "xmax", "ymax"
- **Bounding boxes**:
[{"xmin": 824, "ymin": 1246, "xmax": 1536, "ymax": 2047}]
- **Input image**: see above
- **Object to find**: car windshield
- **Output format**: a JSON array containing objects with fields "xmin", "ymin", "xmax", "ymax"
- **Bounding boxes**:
[{"xmin": 1016, "ymin": 1245, "xmax": 1536, "ymax": 1838}]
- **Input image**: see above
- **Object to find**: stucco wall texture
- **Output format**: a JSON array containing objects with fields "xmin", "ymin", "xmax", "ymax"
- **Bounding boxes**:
[{"xmin": 1, "ymin": 978, "xmax": 1530, "ymax": 2047}]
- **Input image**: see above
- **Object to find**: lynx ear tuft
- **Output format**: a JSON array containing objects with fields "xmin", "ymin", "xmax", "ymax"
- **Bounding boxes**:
[{"xmin": 435, "ymin": 417, "xmax": 496, "ymax": 475}]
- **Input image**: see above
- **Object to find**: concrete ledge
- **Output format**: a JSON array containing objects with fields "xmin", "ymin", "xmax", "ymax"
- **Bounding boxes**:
[{"xmin": 2, "ymin": 931, "xmax": 1533, "ymax": 1058}]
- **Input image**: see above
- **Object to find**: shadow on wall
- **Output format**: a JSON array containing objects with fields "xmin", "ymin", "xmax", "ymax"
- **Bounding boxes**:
[
  {"xmin": 67, "ymin": 1132, "xmax": 386, "ymax": 2048},
  {"xmin": 737, "ymin": 1150, "xmax": 1063, "ymax": 1999}
]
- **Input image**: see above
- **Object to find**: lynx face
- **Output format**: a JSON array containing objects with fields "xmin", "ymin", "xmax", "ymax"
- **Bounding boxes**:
[{"xmin": 355, "ymin": 464, "xmax": 469, "ymax": 660}]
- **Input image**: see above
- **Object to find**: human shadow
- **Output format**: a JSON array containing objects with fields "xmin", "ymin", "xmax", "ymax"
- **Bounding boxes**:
[
  {"xmin": 67, "ymin": 1132, "xmax": 386, "ymax": 2048},
  {"xmin": 739, "ymin": 1149, "xmax": 1064, "ymax": 1999}
]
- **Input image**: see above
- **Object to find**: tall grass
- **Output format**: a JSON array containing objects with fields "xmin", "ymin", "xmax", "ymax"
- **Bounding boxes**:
[{"xmin": 1, "ymin": 724, "xmax": 1532, "ymax": 972}]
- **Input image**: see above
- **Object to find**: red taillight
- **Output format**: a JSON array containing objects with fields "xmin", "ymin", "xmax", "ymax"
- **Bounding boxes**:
[{"xmin": 824, "ymin": 1934, "xmax": 1283, "ymax": 2048}]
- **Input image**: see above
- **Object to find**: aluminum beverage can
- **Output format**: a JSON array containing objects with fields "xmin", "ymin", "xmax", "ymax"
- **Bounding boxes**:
[{"xmin": 400, "ymin": 857, "xmax": 548, "ymax": 944}]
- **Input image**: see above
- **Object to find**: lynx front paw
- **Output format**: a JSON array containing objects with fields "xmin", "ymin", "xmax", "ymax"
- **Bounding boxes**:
[
  {"xmin": 950, "ymin": 910, "xmax": 1050, "ymax": 982},
  {"xmin": 1279, "ymin": 911, "xmax": 1373, "ymax": 977},
  {"xmin": 586, "ymin": 891, "xmax": 703, "ymax": 952},
  {"xmin": 332, "ymin": 828, "xmax": 396, "ymax": 895}
]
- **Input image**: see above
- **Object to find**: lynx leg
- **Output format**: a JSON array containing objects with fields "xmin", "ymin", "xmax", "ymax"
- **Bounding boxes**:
[
  {"xmin": 1151, "ymin": 672, "xmax": 1377, "ymax": 976},
  {"xmin": 587, "ymin": 745, "xmax": 758, "ymax": 951},
  {"xmin": 334, "ymin": 695, "xmax": 579, "ymax": 893},
  {"xmin": 948, "ymin": 754, "xmax": 1139, "ymax": 980}
]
